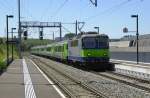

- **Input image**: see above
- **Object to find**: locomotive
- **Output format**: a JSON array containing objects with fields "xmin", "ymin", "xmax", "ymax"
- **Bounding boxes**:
[{"xmin": 31, "ymin": 32, "xmax": 115, "ymax": 71}]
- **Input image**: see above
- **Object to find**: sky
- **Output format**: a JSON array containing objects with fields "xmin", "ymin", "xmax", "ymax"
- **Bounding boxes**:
[{"xmin": 0, "ymin": 0, "xmax": 149, "ymax": 39}]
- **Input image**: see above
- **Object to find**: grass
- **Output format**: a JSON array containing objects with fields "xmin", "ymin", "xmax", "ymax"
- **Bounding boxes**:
[
  {"xmin": 0, "ymin": 38, "xmax": 52, "ymax": 71},
  {"xmin": 0, "ymin": 44, "xmax": 6, "ymax": 70},
  {"xmin": 0, "ymin": 44, "xmax": 18, "ymax": 71},
  {"xmin": 22, "ymin": 39, "xmax": 53, "ymax": 51}
]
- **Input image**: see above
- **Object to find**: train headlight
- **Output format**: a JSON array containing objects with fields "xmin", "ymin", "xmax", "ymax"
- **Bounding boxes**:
[
  {"xmin": 103, "ymin": 53, "xmax": 107, "ymax": 56},
  {"xmin": 87, "ymin": 53, "xmax": 91, "ymax": 56}
]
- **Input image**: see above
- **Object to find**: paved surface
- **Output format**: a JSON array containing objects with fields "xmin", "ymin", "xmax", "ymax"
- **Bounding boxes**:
[
  {"xmin": 0, "ymin": 59, "xmax": 24, "ymax": 98},
  {"xmin": 0, "ymin": 59, "xmax": 64, "ymax": 98},
  {"xmin": 111, "ymin": 59, "xmax": 150, "ymax": 74}
]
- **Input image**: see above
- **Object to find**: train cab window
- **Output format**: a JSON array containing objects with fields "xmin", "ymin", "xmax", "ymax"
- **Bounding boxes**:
[
  {"xmin": 82, "ymin": 37, "xmax": 109, "ymax": 49},
  {"xmin": 82, "ymin": 37, "xmax": 96, "ymax": 49}
]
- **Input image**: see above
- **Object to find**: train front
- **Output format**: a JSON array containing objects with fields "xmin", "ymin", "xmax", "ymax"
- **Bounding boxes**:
[{"xmin": 80, "ymin": 34, "xmax": 113, "ymax": 70}]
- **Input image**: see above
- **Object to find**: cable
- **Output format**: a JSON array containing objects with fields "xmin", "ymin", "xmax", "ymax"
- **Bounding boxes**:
[
  {"xmin": 40, "ymin": 0, "xmax": 53, "ymax": 21},
  {"xmin": 23, "ymin": 0, "xmax": 35, "ymax": 20},
  {"xmin": 62, "ymin": 26, "xmax": 72, "ymax": 33},
  {"xmin": 5, "ymin": 0, "xmax": 14, "ymax": 10},
  {"xmin": 52, "ymin": 0, "xmax": 69, "ymax": 16},
  {"xmin": 84, "ymin": 0, "xmax": 133, "ymax": 22},
  {"xmin": 0, "ymin": 0, "xmax": 12, "ymax": 12}
]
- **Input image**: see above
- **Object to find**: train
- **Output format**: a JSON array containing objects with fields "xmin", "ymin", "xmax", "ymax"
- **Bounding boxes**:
[{"xmin": 31, "ymin": 32, "xmax": 115, "ymax": 71}]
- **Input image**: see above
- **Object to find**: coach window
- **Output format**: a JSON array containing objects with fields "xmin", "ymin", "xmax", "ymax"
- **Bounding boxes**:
[
  {"xmin": 55, "ymin": 47, "xmax": 57, "ymax": 51},
  {"xmin": 59, "ymin": 46, "xmax": 61, "ymax": 52},
  {"xmin": 61, "ymin": 46, "xmax": 64, "ymax": 51},
  {"xmin": 57, "ymin": 46, "xmax": 61, "ymax": 52},
  {"xmin": 71, "ymin": 40, "xmax": 78, "ymax": 47},
  {"xmin": 47, "ymin": 47, "xmax": 51, "ymax": 51},
  {"xmin": 67, "ymin": 44, "xmax": 68, "ymax": 49}
]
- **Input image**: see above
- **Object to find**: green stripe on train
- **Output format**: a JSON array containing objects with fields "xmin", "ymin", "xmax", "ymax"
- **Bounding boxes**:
[
  {"xmin": 63, "ymin": 43, "xmax": 68, "ymax": 59},
  {"xmin": 80, "ymin": 49, "xmax": 110, "ymax": 57}
]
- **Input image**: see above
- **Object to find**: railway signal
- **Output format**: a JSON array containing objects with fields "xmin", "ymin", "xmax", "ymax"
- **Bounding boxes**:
[
  {"xmin": 39, "ymin": 36, "xmax": 43, "ymax": 40},
  {"xmin": 39, "ymin": 31, "xmax": 43, "ymax": 40},
  {"xmin": 23, "ymin": 31, "xmax": 28, "ymax": 40}
]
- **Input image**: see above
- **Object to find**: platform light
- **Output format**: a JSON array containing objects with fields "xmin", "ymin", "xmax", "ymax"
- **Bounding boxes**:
[
  {"xmin": 131, "ymin": 14, "xmax": 139, "ymax": 64},
  {"xmin": 6, "ymin": 15, "xmax": 14, "ymax": 66},
  {"xmin": 123, "ymin": 14, "xmax": 139, "ymax": 64},
  {"xmin": 94, "ymin": 26, "xmax": 100, "ymax": 34}
]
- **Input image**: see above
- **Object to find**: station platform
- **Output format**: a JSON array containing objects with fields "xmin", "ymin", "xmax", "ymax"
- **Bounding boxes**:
[
  {"xmin": 0, "ymin": 58, "xmax": 65, "ymax": 98},
  {"xmin": 111, "ymin": 59, "xmax": 150, "ymax": 75}
]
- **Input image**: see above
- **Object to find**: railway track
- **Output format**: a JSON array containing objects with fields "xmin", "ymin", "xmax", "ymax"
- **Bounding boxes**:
[
  {"xmin": 111, "ymin": 69, "xmax": 150, "ymax": 83},
  {"xmin": 93, "ymin": 71, "xmax": 150, "ymax": 93},
  {"xmin": 115, "ymin": 67, "xmax": 150, "ymax": 79},
  {"xmin": 30, "ymin": 57, "xmax": 108, "ymax": 98},
  {"xmin": 30, "ymin": 55, "xmax": 150, "ymax": 98}
]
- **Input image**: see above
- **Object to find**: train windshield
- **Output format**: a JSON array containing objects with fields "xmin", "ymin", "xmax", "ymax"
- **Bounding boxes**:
[{"xmin": 82, "ymin": 37, "xmax": 109, "ymax": 49}]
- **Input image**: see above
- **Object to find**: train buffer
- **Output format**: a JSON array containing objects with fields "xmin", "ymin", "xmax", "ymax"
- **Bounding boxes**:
[{"xmin": 0, "ymin": 59, "xmax": 65, "ymax": 98}]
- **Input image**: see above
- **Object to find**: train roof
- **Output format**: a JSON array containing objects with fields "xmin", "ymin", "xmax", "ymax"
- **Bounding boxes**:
[
  {"xmin": 31, "ymin": 45, "xmax": 47, "ymax": 49},
  {"xmin": 31, "ymin": 40, "xmax": 68, "ymax": 49},
  {"xmin": 75, "ymin": 32, "xmax": 108, "ymax": 39},
  {"xmin": 31, "ymin": 32, "xmax": 109, "ymax": 49},
  {"xmin": 81, "ymin": 34, "xmax": 108, "ymax": 38},
  {"xmin": 47, "ymin": 40, "xmax": 68, "ymax": 46}
]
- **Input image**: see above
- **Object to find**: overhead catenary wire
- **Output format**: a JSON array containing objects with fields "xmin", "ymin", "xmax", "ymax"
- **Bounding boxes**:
[
  {"xmin": 84, "ymin": 0, "xmax": 142, "ymax": 22},
  {"xmin": 40, "ymin": 0, "xmax": 53, "ymax": 21},
  {"xmin": 0, "ymin": 0, "xmax": 13, "ymax": 13},
  {"xmin": 22, "ymin": 0, "xmax": 37, "ymax": 21},
  {"xmin": 62, "ymin": 26, "xmax": 72, "ymax": 33},
  {"xmin": 52, "ymin": 0, "xmax": 69, "ymax": 17}
]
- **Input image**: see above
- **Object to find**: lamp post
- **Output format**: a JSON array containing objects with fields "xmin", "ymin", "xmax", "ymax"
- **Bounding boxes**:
[
  {"xmin": 94, "ymin": 26, "xmax": 99, "ymax": 34},
  {"xmin": 11, "ymin": 28, "xmax": 16, "ymax": 60},
  {"xmin": 131, "ymin": 15, "xmax": 139, "ymax": 64},
  {"xmin": 123, "ymin": 14, "xmax": 139, "ymax": 64},
  {"xmin": 18, "ymin": 0, "xmax": 22, "ymax": 59},
  {"xmin": 6, "ymin": 15, "xmax": 14, "ymax": 66}
]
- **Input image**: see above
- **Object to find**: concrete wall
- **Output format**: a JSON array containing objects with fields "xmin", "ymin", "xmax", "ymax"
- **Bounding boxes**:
[
  {"xmin": 110, "ymin": 38, "xmax": 150, "ymax": 62},
  {"xmin": 110, "ymin": 47, "xmax": 150, "ymax": 52},
  {"xmin": 109, "ymin": 41, "xmax": 130, "ymax": 47},
  {"xmin": 110, "ymin": 52, "xmax": 150, "ymax": 63},
  {"xmin": 110, "ymin": 39, "xmax": 150, "ymax": 48},
  {"xmin": 138, "ymin": 39, "xmax": 150, "ymax": 47}
]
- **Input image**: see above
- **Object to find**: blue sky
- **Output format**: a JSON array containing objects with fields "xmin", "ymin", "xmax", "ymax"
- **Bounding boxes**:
[{"xmin": 0, "ymin": 0, "xmax": 149, "ymax": 39}]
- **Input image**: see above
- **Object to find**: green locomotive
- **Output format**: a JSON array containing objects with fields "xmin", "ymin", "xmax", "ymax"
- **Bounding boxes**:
[{"xmin": 31, "ymin": 32, "xmax": 115, "ymax": 71}]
